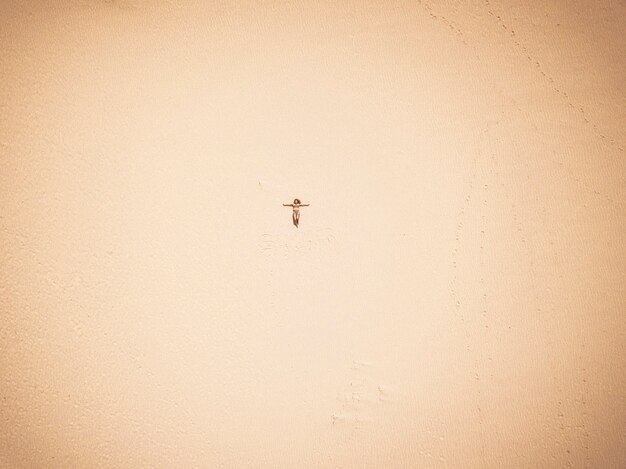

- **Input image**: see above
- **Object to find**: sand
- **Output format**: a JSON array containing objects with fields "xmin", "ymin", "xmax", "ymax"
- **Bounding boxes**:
[{"xmin": 1, "ymin": 1, "xmax": 624, "ymax": 467}]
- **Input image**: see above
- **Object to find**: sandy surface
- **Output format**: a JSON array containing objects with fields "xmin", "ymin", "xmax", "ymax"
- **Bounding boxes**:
[{"xmin": 1, "ymin": 1, "xmax": 625, "ymax": 467}]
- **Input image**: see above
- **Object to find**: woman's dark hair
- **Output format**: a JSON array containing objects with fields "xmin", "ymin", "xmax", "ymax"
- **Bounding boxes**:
[{"xmin": 294, "ymin": 198, "xmax": 301, "ymax": 204}]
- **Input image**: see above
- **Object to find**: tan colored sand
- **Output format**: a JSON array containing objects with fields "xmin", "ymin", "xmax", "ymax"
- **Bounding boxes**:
[{"xmin": 1, "ymin": 1, "xmax": 624, "ymax": 467}]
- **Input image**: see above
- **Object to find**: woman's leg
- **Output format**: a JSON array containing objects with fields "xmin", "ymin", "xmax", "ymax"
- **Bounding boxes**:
[{"xmin": 293, "ymin": 213, "xmax": 298, "ymax": 227}]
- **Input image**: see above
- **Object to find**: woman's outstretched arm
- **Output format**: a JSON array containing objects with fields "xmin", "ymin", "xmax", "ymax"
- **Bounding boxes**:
[{"xmin": 283, "ymin": 204, "xmax": 293, "ymax": 206}]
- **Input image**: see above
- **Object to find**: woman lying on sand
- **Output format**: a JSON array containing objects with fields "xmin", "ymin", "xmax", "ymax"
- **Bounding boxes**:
[{"xmin": 283, "ymin": 198, "xmax": 309, "ymax": 228}]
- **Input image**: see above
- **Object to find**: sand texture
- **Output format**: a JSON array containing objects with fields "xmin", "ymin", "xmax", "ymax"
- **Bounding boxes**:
[{"xmin": 1, "ymin": 1, "xmax": 625, "ymax": 467}]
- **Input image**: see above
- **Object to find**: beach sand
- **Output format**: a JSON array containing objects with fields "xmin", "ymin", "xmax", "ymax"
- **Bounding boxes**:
[{"xmin": 1, "ymin": 1, "xmax": 624, "ymax": 467}]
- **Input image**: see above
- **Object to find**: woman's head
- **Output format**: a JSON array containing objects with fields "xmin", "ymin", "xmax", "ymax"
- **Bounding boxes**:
[{"xmin": 294, "ymin": 198, "xmax": 300, "ymax": 204}]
